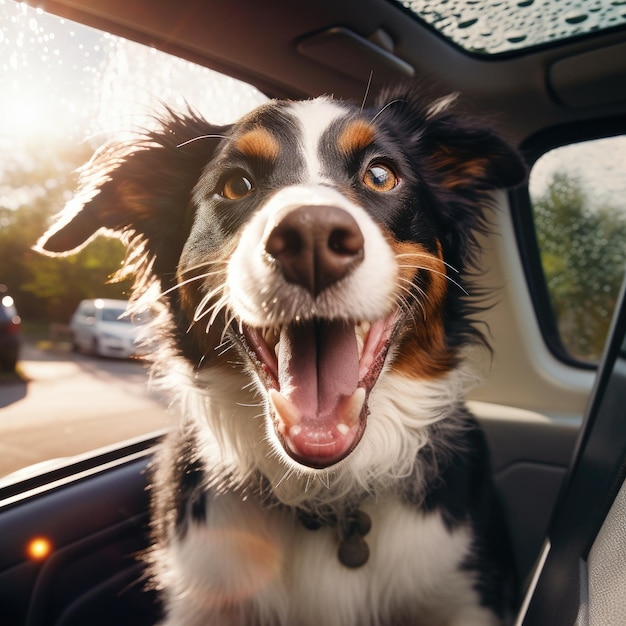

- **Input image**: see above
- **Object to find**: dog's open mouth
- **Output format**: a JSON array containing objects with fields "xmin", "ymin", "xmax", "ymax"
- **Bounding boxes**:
[{"xmin": 241, "ymin": 315, "xmax": 398, "ymax": 469}]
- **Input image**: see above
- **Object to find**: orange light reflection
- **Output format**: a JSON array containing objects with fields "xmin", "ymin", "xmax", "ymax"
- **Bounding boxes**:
[{"xmin": 26, "ymin": 537, "xmax": 53, "ymax": 561}]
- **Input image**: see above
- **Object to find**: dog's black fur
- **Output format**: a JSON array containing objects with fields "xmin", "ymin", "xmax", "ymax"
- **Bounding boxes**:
[{"xmin": 39, "ymin": 83, "xmax": 526, "ymax": 625}]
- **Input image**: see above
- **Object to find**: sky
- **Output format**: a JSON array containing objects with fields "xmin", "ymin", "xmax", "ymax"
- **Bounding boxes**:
[{"xmin": 530, "ymin": 138, "xmax": 626, "ymax": 211}]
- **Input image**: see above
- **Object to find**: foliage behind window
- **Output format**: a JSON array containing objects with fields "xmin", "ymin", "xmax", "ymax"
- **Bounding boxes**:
[
  {"xmin": 530, "ymin": 137, "xmax": 626, "ymax": 362},
  {"xmin": 0, "ymin": 143, "xmax": 131, "ymax": 322}
]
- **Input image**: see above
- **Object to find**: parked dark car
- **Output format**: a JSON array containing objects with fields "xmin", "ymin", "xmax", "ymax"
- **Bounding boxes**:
[{"xmin": 0, "ymin": 285, "xmax": 21, "ymax": 372}]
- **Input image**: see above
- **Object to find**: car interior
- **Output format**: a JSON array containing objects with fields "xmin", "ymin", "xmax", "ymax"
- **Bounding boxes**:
[{"xmin": 1, "ymin": 0, "xmax": 625, "ymax": 624}]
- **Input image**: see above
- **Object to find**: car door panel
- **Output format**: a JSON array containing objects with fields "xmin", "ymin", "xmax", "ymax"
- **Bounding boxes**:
[
  {"xmin": 478, "ymin": 415, "xmax": 580, "ymax": 583},
  {"xmin": 0, "ymin": 415, "xmax": 580, "ymax": 625},
  {"xmin": 0, "ymin": 452, "xmax": 161, "ymax": 626}
]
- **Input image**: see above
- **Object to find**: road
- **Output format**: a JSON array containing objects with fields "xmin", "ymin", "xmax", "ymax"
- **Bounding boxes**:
[{"xmin": 0, "ymin": 340, "xmax": 171, "ymax": 480}]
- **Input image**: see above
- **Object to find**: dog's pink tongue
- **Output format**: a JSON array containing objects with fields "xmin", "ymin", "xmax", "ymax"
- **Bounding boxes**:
[
  {"xmin": 271, "ymin": 321, "xmax": 365, "ymax": 467},
  {"xmin": 280, "ymin": 321, "xmax": 358, "ymax": 413}
]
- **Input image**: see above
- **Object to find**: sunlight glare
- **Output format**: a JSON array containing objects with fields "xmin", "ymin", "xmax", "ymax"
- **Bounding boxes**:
[{"xmin": 0, "ymin": 88, "xmax": 68, "ymax": 140}]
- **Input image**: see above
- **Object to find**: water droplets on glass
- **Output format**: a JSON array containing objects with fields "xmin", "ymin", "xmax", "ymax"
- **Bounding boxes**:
[
  {"xmin": 0, "ymin": 0, "xmax": 267, "ymax": 148},
  {"xmin": 530, "ymin": 136, "xmax": 626, "ymax": 361},
  {"xmin": 400, "ymin": 0, "xmax": 626, "ymax": 54}
]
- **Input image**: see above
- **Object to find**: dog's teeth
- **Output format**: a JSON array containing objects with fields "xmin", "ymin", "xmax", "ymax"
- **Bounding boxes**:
[
  {"xmin": 355, "ymin": 322, "xmax": 370, "ymax": 360},
  {"xmin": 356, "ymin": 321, "xmax": 371, "ymax": 338},
  {"xmin": 356, "ymin": 330, "xmax": 364, "ymax": 359},
  {"xmin": 269, "ymin": 389, "xmax": 301, "ymax": 428},
  {"xmin": 340, "ymin": 387, "xmax": 366, "ymax": 428}
]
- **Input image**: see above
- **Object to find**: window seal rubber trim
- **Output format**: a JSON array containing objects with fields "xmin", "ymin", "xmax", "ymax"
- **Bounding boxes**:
[
  {"xmin": 0, "ymin": 430, "xmax": 167, "ymax": 507},
  {"xmin": 514, "ymin": 116, "xmax": 626, "ymax": 370}
]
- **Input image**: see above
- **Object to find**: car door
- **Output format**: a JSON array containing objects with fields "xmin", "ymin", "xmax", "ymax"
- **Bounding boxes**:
[
  {"xmin": 516, "ymin": 276, "xmax": 626, "ymax": 625},
  {"xmin": 0, "ymin": 437, "xmax": 162, "ymax": 626}
]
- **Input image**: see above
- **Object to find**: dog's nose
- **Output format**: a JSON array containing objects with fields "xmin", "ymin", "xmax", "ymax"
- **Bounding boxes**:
[{"xmin": 265, "ymin": 205, "xmax": 365, "ymax": 297}]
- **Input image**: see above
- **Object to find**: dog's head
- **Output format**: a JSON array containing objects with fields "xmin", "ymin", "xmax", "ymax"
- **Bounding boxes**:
[{"xmin": 38, "ymin": 86, "xmax": 525, "ymax": 476}]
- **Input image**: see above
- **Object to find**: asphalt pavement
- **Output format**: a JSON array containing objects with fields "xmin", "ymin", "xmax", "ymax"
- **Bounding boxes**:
[{"xmin": 0, "ymin": 339, "xmax": 171, "ymax": 479}]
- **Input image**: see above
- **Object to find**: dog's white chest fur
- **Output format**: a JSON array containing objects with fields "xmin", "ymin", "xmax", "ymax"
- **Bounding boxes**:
[{"xmin": 160, "ymin": 493, "xmax": 498, "ymax": 626}]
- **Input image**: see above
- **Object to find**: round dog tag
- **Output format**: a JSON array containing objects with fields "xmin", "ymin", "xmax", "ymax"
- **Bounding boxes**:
[{"xmin": 338, "ymin": 533, "xmax": 370, "ymax": 568}]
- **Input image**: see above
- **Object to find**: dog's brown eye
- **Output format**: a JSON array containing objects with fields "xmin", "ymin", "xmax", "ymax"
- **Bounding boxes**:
[
  {"xmin": 363, "ymin": 163, "xmax": 398, "ymax": 192},
  {"xmin": 221, "ymin": 173, "xmax": 255, "ymax": 200}
]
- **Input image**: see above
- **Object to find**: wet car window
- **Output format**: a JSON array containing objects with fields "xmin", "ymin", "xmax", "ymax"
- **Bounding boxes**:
[
  {"xmin": 0, "ymin": 0, "xmax": 267, "ymax": 481},
  {"xmin": 398, "ymin": 0, "xmax": 626, "ymax": 55},
  {"xmin": 529, "ymin": 135, "xmax": 626, "ymax": 362}
]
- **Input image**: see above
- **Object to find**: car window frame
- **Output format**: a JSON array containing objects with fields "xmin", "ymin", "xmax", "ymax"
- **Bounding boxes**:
[
  {"xmin": 513, "ymin": 115, "xmax": 626, "ymax": 370},
  {"xmin": 0, "ymin": 430, "xmax": 166, "ymax": 503}
]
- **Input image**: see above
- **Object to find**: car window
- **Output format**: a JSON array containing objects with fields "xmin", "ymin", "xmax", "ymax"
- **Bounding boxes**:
[
  {"xmin": 100, "ymin": 308, "xmax": 128, "ymax": 323},
  {"xmin": 397, "ymin": 0, "xmax": 626, "ymax": 55},
  {"xmin": 529, "ymin": 135, "xmax": 626, "ymax": 363},
  {"xmin": 0, "ymin": 1, "xmax": 267, "ymax": 482}
]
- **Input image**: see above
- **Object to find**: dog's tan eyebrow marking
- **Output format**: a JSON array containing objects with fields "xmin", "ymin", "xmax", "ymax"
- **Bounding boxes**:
[
  {"xmin": 233, "ymin": 128, "xmax": 280, "ymax": 161},
  {"xmin": 337, "ymin": 120, "xmax": 376, "ymax": 155}
]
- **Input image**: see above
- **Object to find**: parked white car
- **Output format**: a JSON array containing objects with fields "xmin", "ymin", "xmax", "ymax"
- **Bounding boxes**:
[{"xmin": 70, "ymin": 298, "xmax": 150, "ymax": 358}]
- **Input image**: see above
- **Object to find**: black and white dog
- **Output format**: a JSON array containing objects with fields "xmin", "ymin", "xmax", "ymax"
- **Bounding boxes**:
[{"xmin": 39, "ymin": 83, "xmax": 526, "ymax": 625}]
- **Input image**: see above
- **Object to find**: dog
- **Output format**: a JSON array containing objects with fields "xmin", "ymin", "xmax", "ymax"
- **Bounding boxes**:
[{"xmin": 38, "ymin": 83, "xmax": 526, "ymax": 625}]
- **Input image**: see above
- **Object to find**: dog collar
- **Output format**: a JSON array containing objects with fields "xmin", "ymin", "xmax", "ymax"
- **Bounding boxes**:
[
  {"xmin": 233, "ymin": 473, "xmax": 373, "ymax": 568},
  {"xmin": 298, "ymin": 508, "xmax": 372, "ymax": 568}
]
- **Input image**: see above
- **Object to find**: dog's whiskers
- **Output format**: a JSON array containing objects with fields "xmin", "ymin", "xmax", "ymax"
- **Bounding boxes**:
[
  {"xmin": 216, "ymin": 339, "xmax": 236, "ymax": 357},
  {"xmin": 193, "ymin": 286, "xmax": 226, "ymax": 322},
  {"xmin": 236, "ymin": 400, "xmax": 263, "ymax": 408},
  {"xmin": 160, "ymin": 269, "xmax": 227, "ymax": 300},
  {"xmin": 241, "ymin": 380, "xmax": 258, "ymax": 393},
  {"xmin": 397, "ymin": 262, "xmax": 469, "ymax": 296},
  {"xmin": 396, "ymin": 273, "xmax": 430, "ymax": 303},
  {"xmin": 179, "ymin": 258, "xmax": 229, "ymax": 276},
  {"xmin": 396, "ymin": 278, "xmax": 428, "ymax": 320},
  {"xmin": 274, "ymin": 466, "xmax": 296, "ymax": 492},
  {"xmin": 398, "ymin": 274, "xmax": 431, "ymax": 302},
  {"xmin": 370, "ymin": 98, "xmax": 407, "ymax": 124},
  {"xmin": 360, "ymin": 70, "xmax": 374, "ymax": 112},
  {"xmin": 304, "ymin": 474, "xmax": 313, "ymax": 492},
  {"xmin": 395, "ymin": 252, "xmax": 461, "ymax": 274},
  {"xmin": 427, "ymin": 268, "xmax": 469, "ymax": 296},
  {"xmin": 317, "ymin": 471, "xmax": 331, "ymax": 490},
  {"xmin": 176, "ymin": 133, "xmax": 229, "ymax": 148},
  {"xmin": 205, "ymin": 297, "xmax": 231, "ymax": 334},
  {"xmin": 219, "ymin": 309, "xmax": 238, "ymax": 345}
]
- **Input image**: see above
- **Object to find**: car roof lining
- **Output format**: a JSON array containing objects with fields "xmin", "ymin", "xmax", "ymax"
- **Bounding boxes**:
[{"xmin": 22, "ymin": 0, "xmax": 626, "ymax": 142}]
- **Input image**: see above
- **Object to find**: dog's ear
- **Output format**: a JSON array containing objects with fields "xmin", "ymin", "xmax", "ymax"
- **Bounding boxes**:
[
  {"xmin": 420, "ymin": 93, "xmax": 527, "ymax": 193},
  {"xmin": 374, "ymin": 86, "xmax": 527, "ymax": 268},
  {"xmin": 37, "ymin": 110, "xmax": 229, "ymax": 268},
  {"xmin": 377, "ymin": 87, "xmax": 526, "ymax": 192}
]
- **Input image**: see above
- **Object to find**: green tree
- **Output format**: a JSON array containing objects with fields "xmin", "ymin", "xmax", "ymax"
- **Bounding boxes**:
[
  {"xmin": 533, "ymin": 171, "xmax": 626, "ymax": 360},
  {"xmin": 0, "ymin": 141, "xmax": 131, "ymax": 323}
]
